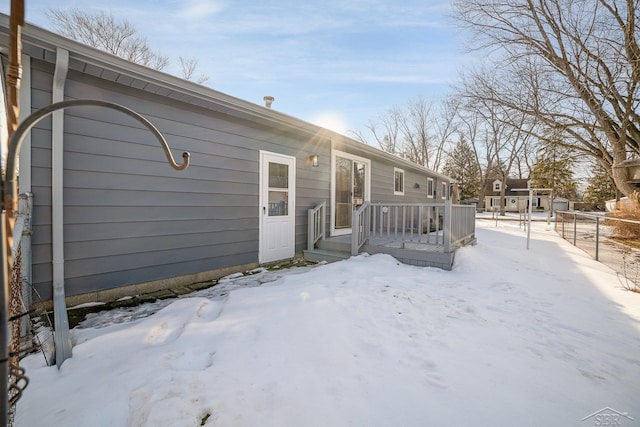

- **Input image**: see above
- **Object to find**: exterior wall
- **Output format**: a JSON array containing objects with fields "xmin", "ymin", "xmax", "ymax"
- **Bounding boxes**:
[
  {"xmin": 6, "ymin": 19, "xmax": 451, "ymax": 303},
  {"xmin": 28, "ymin": 58, "xmax": 330, "ymax": 301},
  {"xmin": 370, "ymin": 159, "xmax": 448, "ymax": 204},
  {"xmin": 333, "ymin": 139, "xmax": 448, "ymax": 205}
]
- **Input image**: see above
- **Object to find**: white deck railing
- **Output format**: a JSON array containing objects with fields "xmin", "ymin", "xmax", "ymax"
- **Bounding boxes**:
[
  {"xmin": 369, "ymin": 203, "xmax": 445, "ymax": 244},
  {"xmin": 351, "ymin": 202, "xmax": 371, "ymax": 255},
  {"xmin": 307, "ymin": 201, "xmax": 326, "ymax": 251},
  {"xmin": 308, "ymin": 200, "xmax": 476, "ymax": 256},
  {"xmin": 354, "ymin": 201, "xmax": 476, "ymax": 254},
  {"xmin": 444, "ymin": 203, "xmax": 476, "ymax": 252}
]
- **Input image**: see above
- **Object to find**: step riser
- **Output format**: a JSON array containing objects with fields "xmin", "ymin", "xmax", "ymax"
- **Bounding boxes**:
[
  {"xmin": 303, "ymin": 249, "xmax": 350, "ymax": 264},
  {"xmin": 317, "ymin": 240, "xmax": 351, "ymax": 252}
]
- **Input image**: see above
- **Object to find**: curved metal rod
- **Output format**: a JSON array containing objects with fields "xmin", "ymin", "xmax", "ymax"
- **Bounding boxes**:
[{"xmin": 4, "ymin": 99, "xmax": 190, "ymax": 212}]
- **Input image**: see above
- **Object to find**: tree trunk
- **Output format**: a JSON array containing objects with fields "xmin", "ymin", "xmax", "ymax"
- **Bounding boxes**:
[{"xmin": 609, "ymin": 144, "xmax": 639, "ymax": 197}]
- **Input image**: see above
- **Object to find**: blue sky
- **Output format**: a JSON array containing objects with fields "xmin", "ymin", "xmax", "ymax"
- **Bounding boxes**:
[{"xmin": 3, "ymin": 0, "xmax": 473, "ymax": 136}]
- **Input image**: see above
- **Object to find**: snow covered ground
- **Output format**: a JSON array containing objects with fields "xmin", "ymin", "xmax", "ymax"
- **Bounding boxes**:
[{"xmin": 16, "ymin": 219, "xmax": 640, "ymax": 427}]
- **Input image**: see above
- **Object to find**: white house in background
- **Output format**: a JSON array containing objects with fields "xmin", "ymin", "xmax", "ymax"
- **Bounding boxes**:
[{"xmin": 483, "ymin": 178, "xmax": 552, "ymax": 212}]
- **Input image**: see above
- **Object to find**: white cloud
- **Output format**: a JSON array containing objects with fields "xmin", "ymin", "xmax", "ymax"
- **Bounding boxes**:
[{"xmin": 178, "ymin": 0, "xmax": 224, "ymax": 21}]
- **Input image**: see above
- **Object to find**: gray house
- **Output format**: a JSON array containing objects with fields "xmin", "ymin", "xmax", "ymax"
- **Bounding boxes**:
[{"xmin": 0, "ymin": 15, "xmax": 472, "ymax": 307}]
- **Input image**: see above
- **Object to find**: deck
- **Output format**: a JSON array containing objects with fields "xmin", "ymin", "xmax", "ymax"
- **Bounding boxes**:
[{"xmin": 303, "ymin": 201, "xmax": 476, "ymax": 270}]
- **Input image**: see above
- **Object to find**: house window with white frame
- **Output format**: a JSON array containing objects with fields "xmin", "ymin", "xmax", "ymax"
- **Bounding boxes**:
[
  {"xmin": 493, "ymin": 180, "xmax": 501, "ymax": 192},
  {"xmin": 442, "ymin": 182, "xmax": 447, "ymax": 199},
  {"xmin": 427, "ymin": 178, "xmax": 434, "ymax": 198},
  {"xmin": 394, "ymin": 168, "xmax": 404, "ymax": 195}
]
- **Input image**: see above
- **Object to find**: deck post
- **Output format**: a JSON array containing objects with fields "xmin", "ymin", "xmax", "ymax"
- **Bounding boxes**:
[
  {"xmin": 307, "ymin": 208, "xmax": 314, "ymax": 251},
  {"xmin": 444, "ymin": 200, "xmax": 452, "ymax": 253}
]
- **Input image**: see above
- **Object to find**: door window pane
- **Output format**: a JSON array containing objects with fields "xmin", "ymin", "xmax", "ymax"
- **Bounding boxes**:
[
  {"xmin": 268, "ymin": 191, "xmax": 288, "ymax": 216},
  {"xmin": 353, "ymin": 161, "xmax": 365, "ymax": 206},
  {"xmin": 269, "ymin": 162, "xmax": 288, "ymax": 188},
  {"xmin": 335, "ymin": 157, "xmax": 352, "ymax": 228}
]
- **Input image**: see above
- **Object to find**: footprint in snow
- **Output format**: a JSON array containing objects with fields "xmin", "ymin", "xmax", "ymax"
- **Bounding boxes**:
[{"xmin": 143, "ymin": 298, "xmax": 222, "ymax": 346}]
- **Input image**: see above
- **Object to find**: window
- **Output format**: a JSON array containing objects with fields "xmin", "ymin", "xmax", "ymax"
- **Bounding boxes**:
[
  {"xmin": 493, "ymin": 180, "xmax": 501, "ymax": 192},
  {"xmin": 268, "ymin": 162, "xmax": 289, "ymax": 216},
  {"xmin": 442, "ymin": 182, "xmax": 448, "ymax": 200},
  {"xmin": 427, "ymin": 178, "xmax": 434, "ymax": 198},
  {"xmin": 394, "ymin": 168, "xmax": 404, "ymax": 195}
]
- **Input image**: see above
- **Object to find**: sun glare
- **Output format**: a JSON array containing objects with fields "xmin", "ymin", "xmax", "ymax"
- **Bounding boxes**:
[{"xmin": 311, "ymin": 111, "xmax": 350, "ymax": 136}]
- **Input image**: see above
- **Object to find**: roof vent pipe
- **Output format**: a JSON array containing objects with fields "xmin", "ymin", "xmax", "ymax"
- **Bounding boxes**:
[{"xmin": 263, "ymin": 96, "xmax": 274, "ymax": 108}]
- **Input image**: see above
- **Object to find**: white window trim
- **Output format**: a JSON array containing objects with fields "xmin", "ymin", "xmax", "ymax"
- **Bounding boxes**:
[
  {"xmin": 442, "ymin": 182, "xmax": 447, "ymax": 200},
  {"xmin": 393, "ymin": 167, "xmax": 405, "ymax": 195},
  {"xmin": 427, "ymin": 178, "xmax": 434, "ymax": 198},
  {"xmin": 493, "ymin": 180, "xmax": 501, "ymax": 192}
]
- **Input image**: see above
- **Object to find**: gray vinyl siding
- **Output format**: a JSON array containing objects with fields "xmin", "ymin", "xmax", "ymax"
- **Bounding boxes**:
[
  {"xmin": 370, "ymin": 159, "xmax": 432, "ymax": 204},
  {"xmin": 28, "ymin": 58, "xmax": 328, "ymax": 300},
  {"xmin": 334, "ymin": 141, "xmax": 446, "ymax": 205}
]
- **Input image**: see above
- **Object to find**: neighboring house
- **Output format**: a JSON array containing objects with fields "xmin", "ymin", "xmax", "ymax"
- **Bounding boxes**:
[
  {"xmin": 483, "ymin": 178, "xmax": 551, "ymax": 212},
  {"xmin": 0, "ymin": 16, "xmax": 458, "ymax": 305}
]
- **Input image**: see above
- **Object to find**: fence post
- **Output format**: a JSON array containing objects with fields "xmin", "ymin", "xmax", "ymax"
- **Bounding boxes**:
[
  {"xmin": 595, "ymin": 216, "xmax": 600, "ymax": 261},
  {"xmin": 19, "ymin": 193, "xmax": 33, "ymax": 340},
  {"xmin": 573, "ymin": 213, "xmax": 577, "ymax": 246}
]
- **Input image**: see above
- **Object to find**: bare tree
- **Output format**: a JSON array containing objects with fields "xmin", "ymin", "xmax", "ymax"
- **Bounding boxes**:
[
  {"xmin": 179, "ymin": 56, "xmax": 210, "ymax": 85},
  {"xmin": 454, "ymin": 0, "xmax": 640, "ymax": 197},
  {"xmin": 456, "ymin": 66, "xmax": 542, "ymax": 214},
  {"xmin": 354, "ymin": 96, "xmax": 456, "ymax": 171},
  {"xmin": 400, "ymin": 97, "xmax": 432, "ymax": 165},
  {"xmin": 428, "ymin": 97, "xmax": 461, "ymax": 172},
  {"xmin": 47, "ymin": 9, "xmax": 169, "ymax": 71},
  {"xmin": 351, "ymin": 108, "xmax": 403, "ymax": 154},
  {"xmin": 485, "ymin": 102, "xmax": 536, "ymax": 215},
  {"xmin": 456, "ymin": 109, "xmax": 494, "ymax": 209},
  {"xmin": 48, "ymin": 8, "xmax": 211, "ymax": 85}
]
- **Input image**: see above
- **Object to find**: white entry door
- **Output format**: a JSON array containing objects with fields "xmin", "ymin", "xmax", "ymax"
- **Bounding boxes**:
[{"xmin": 259, "ymin": 151, "xmax": 296, "ymax": 264}]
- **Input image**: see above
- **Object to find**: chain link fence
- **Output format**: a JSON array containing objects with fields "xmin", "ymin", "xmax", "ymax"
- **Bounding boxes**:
[{"xmin": 555, "ymin": 211, "xmax": 640, "ymax": 291}]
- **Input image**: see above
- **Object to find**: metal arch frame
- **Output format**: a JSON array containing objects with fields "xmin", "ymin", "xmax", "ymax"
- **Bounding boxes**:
[
  {"xmin": 4, "ymin": 99, "xmax": 190, "ymax": 214},
  {"xmin": 0, "ymin": 99, "xmax": 190, "ymax": 424}
]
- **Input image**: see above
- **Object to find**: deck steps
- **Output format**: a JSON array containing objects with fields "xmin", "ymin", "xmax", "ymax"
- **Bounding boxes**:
[
  {"xmin": 303, "ymin": 235, "xmax": 352, "ymax": 263},
  {"xmin": 303, "ymin": 248, "xmax": 350, "ymax": 263}
]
